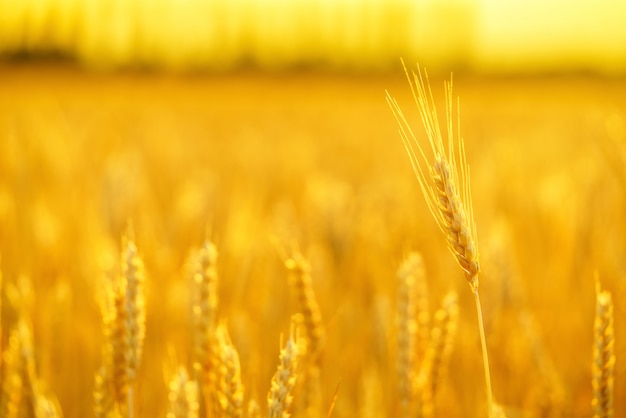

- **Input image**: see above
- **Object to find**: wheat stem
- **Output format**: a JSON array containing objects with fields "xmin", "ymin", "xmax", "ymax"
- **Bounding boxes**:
[
  {"xmin": 128, "ymin": 387, "xmax": 134, "ymax": 418},
  {"xmin": 473, "ymin": 288, "xmax": 493, "ymax": 418}
]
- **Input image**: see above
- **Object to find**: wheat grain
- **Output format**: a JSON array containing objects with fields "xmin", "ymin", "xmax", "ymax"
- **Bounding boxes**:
[{"xmin": 592, "ymin": 283, "xmax": 614, "ymax": 418}]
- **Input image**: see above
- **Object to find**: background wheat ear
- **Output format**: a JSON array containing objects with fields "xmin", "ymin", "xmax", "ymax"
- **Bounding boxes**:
[
  {"xmin": 267, "ymin": 320, "xmax": 300, "ymax": 418},
  {"xmin": 96, "ymin": 229, "xmax": 146, "ymax": 418},
  {"xmin": 166, "ymin": 366, "xmax": 199, "ymax": 418},
  {"xmin": 214, "ymin": 323, "xmax": 245, "ymax": 418},
  {"xmin": 396, "ymin": 252, "xmax": 425, "ymax": 418},
  {"xmin": 190, "ymin": 240, "xmax": 219, "ymax": 384},
  {"xmin": 592, "ymin": 280, "xmax": 614, "ymax": 418},
  {"xmin": 284, "ymin": 251, "xmax": 325, "ymax": 364},
  {"xmin": 412, "ymin": 291, "xmax": 458, "ymax": 418}
]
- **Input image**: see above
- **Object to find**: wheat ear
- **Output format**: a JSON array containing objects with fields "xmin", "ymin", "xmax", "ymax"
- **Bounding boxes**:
[
  {"xmin": 284, "ymin": 252, "xmax": 324, "ymax": 363},
  {"xmin": 216, "ymin": 324, "xmax": 245, "ymax": 418},
  {"xmin": 247, "ymin": 398, "xmax": 261, "ymax": 418},
  {"xmin": 396, "ymin": 253, "xmax": 419, "ymax": 418},
  {"xmin": 493, "ymin": 403, "xmax": 508, "ymax": 418},
  {"xmin": 1, "ymin": 320, "xmax": 31, "ymax": 417},
  {"xmin": 167, "ymin": 366, "xmax": 199, "ymax": 418},
  {"xmin": 592, "ymin": 282, "xmax": 614, "ymax": 418},
  {"xmin": 94, "ymin": 365, "xmax": 113, "ymax": 418},
  {"xmin": 191, "ymin": 241, "xmax": 220, "ymax": 380},
  {"xmin": 121, "ymin": 233, "xmax": 146, "ymax": 417},
  {"xmin": 284, "ymin": 251, "xmax": 324, "ymax": 416},
  {"xmin": 386, "ymin": 62, "xmax": 493, "ymax": 418},
  {"xmin": 267, "ymin": 324, "xmax": 300, "ymax": 418},
  {"xmin": 100, "ymin": 231, "xmax": 146, "ymax": 417},
  {"xmin": 428, "ymin": 292, "xmax": 459, "ymax": 400},
  {"xmin": 413, "ymin": 292, "xmax": 458, "ymax": 418}
]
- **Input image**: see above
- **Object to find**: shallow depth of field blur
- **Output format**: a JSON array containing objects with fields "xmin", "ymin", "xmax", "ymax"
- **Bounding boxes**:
[{"xmin": 1, "ymin": 0, "xmax": 626, "ymax": 417}]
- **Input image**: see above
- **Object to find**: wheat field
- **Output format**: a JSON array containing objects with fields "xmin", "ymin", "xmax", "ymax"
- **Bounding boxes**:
[{"xmin": 0, "ymin": 62, "xmax": 625, "ymax": 417}]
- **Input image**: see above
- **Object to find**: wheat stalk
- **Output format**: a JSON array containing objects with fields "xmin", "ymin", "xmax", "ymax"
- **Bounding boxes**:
[
  {"xmin": 0, "ymin": 258, "xmax": 3, "ymax": 364},
  {"xmin": 592, "ymin": 282, "xmax": 614, "ymax": 418},
  {"xmin": 387, "ymin": 62, "xmax": 493, "ymax": 418}
]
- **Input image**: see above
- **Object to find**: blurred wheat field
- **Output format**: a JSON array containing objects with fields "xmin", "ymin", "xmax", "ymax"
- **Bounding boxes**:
[{"xmin": 1, "ymin": 63, "xmax": 626, "ymax": 417}]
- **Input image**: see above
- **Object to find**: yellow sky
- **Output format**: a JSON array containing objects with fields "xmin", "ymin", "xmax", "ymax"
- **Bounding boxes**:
[
  {"xmin": 0, "ymin": 0, "xmax": 625, "ymax": 73},
  {"xmin": 475, "ymin": 0, "xmax": 626, "ymax": 73}
]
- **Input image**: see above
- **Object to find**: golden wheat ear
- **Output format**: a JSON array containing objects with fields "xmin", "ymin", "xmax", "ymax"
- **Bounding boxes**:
[
  {"xmin": 284, "ymin": 250, "xmax": 325, "ymax": 416},
  {"xmin": 387, "ymin": 62, "xmax": 493, "ymax": 418},
  {"xmin": 215, "ymin": 323, "xmax": 245, "ymax": 418},
  {"xmin": 167, "ymin": 366, "xmax": 200, "ymax": 418},
  {"xmin": 267, "ymin": 321, "xmax": 300, "ymax": 418},
  {"xmin": 120, "ymin": 232, "xmax": 146, "ymax": 385},
  {"xmin": 386, "ymin": 64, "xmax": 479, "ymax": 289},
  {"xmin": 396, "ymin": 252, "xmax": 424, "ymax": 418},
  {"xmin": 188, "ymin": 240, "xmax": 222, "ymax": 416},
  {"xmin": 412, "ymin": 291, "xmax": 458, "ymax": 418},
  {"xmin": 284, "ymin": 251, "xmax": 325, "ymax": 364},
  {"xmin": 247, "ymin": 398, "xmax": 261, "ymax": 418},
  {"xmin": 492, "ymin": 403, "xmax": 508, "ymax": 418},
  {"xmin": 592, "ymin": 280, "xmax": 615, "ymax": 418},
  {"xmin": 97, "ymin": 229, "xmax": 146, "ymax": 418},
  {"xmin": 191, "ymin": 240, "xmax": 219, "ymax": 377}
]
